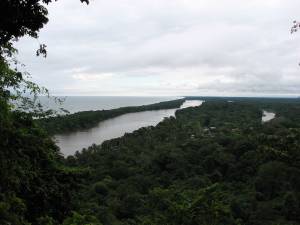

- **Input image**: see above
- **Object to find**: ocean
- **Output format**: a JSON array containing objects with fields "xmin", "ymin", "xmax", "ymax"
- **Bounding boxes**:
[{"xmin": 40, "ymin": 96, "xmax": 181, "ymax": 113}]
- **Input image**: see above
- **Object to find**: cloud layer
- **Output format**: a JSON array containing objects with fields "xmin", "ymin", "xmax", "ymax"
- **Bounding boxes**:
[{"xmin": 16, "ymin": 0, "xmax": 300, "ymax": 96}]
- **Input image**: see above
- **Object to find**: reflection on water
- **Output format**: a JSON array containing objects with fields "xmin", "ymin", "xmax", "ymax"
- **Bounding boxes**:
[
  {"xmin": 262, "ymin": 110, "xmax": 275, "ymax": 123},
  {"xmin": 55, "ymin": 100, "xmax": 203, "ymax": 156}
]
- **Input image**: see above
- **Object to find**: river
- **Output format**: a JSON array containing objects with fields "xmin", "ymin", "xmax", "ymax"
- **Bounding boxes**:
[
  {"xmin": 55, "ymin": 100, "xmax": 203, "ymax": 156},
  {"xmin": 262, "ymin": 110, "xmax": 276, "ymax": 123}
]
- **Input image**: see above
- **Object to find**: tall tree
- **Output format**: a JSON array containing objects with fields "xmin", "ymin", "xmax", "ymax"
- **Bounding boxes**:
[{"xmin": 0, "ymin": 1, "xmax": 88, "ymax": 224}]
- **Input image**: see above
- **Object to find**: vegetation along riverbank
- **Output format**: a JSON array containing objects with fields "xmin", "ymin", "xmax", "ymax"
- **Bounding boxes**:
[
  {"xmin": 62, "ymin": 98, "xmax": 300, "ymax": 225},
  {"xmin": 38, "ymin": 98, "xmax": 185, "ymax": 135}
]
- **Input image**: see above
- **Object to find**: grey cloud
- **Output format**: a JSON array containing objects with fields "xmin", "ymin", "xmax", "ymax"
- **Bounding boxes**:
[{"xmin": 14, "ymin": 0, "xmax": 300, "ymax": 96}]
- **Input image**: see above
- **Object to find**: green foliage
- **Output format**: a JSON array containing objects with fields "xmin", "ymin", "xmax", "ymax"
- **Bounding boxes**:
[
  {"xmin": 94, "ymin": 182, "xmax": 109, "ymax": 196},
  {"xmin": 62, "ymin": 212, "xmax": 103, "ymax": 225},
  {"xmin": 0, "ymin": 6, "xmax": 86, "ymax": 223},
  {"xmin": 38, "ymin": 99, "xmax": 185, "ymax": 134},
  {"xmin": 66, "ymin": 99, "xmax": 300, "ymax": 225},
  {"xmin": 3, "ymin": 2, "xmax": 299, "ymax": 225},
  {"xmin": 255, "ymin": 161, "xmax": 288, "ymax": 200},
  {"xmin": 0, "ymin": 102, "xmax": 85, "ymax": 224},
  {"xmin": 0, "ymin": 0, "xmax": 88, "ymax": 52}
]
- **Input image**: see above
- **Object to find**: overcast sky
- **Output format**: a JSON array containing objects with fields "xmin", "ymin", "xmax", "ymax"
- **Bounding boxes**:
[{"xmin": 16, "ymin": 0, "xmax": 300, "ymax": 96}]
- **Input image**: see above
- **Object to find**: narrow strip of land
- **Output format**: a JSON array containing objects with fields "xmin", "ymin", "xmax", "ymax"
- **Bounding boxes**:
[{"xmin": 38, "ymin": 98, "xmax": 185, "ymax": 134}]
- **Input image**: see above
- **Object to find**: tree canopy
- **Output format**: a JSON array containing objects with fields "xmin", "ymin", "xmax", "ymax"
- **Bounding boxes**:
[
  {"xmin": 1, "ymin": 1, "xmax": 300, "ymax": 225},
  {"xmin": 0, "ymin": 0, "xmax": 88, "ymax": 51},
  {"xmin": 0, "ymin": 1, "xmax": 90, "ymax": 224}
]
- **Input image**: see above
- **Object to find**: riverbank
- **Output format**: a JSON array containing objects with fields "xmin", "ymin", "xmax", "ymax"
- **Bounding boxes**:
[
  {"xmin": 38, "ymin": 98, "xmax": 185, "ymax": 135},
  {"xmin": 54, "ymin": 100, "xmax": 203, "ymax": 155},
  {"xmin": 64, "ymin": 99, "xmax": 300, "ymax": 225}
]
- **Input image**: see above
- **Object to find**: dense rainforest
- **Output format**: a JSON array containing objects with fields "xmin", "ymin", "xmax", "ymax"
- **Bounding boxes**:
[
  {"xmin": 3, "ymin": 94, "xmax": 300, "ymax": 224},
  {"xmin": 1, "ymin": 0, "xmax": 300, "ymax": 224},
  {"xmin": 37, "ymin": 99, "xmax": 185, "ymax": 135},
  {"xmin": 57, "ymin": 98, "xmax": 300, "ymax": 225},
  {"xmin": 0, "ymin": 0, "xmax": 90, "ymax": 224}
]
